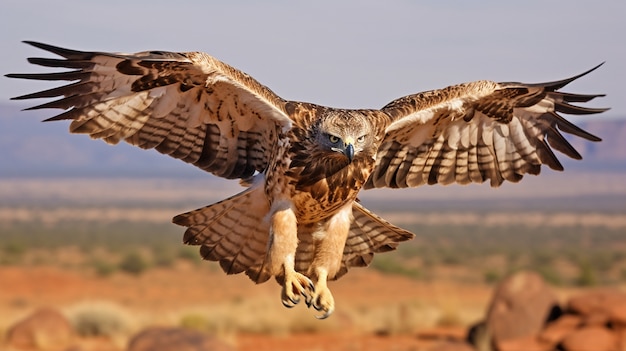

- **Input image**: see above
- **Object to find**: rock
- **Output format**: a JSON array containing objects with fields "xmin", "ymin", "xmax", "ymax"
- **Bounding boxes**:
[
  {"xmin": 427, "ymin": 340, "xmax": 476, "ymax": 351},
  {"xmin": 584, "ymin": 311, "xmax": 610, "ymax": 327},
  {"xmin": 560, "ymin": 326, "xmax": 618, "ymax": 351},
  {"xmin": 126, "ymin": 327, "xmax": 233, "ymax": 351},
  {"xmin": 568, "ymin": 289, "xmax": 626, "ymax": 318},
  {"xmin": 538, "ymin": 314, "xmax": 582, "ymax": 344},
  {"xmin": 615, "ymin": 327, "xmax": 626, "ymax": 351},
  {"xmin": 497, "ymin": 335, "xmax": 553, "ymax": 351},
  {"xmin": 484, "ymin": 271, "xmax": 560, "ymax": 348},
  {"xmin": 467, "ymin": 320, "xmax": 492, "ymax": 351},
  {"xmin": 609, "ymin": 300, "xmax": 626, "ymax": 327},
  {"xmin": 5, "ymin": 307, "xmax": 75, "ymax": 351}
]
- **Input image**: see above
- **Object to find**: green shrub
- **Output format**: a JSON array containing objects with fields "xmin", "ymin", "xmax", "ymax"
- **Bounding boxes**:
[
  {"xmin": 575, "ymin": 260, "xmax": 597, "ymax": 287},
  {"xmin": 483, "ymin": 270, "xmax": 500, "ymax": 284},
  {"xmin": 1, "ymin": 242, "xmax": 27, "ymax": 264},
  {"xmin": 118, "ymin": 251, "xmax": 148, "ymax": 275},
  {"xmin": 91, "ymin": 259, "xmax": 116, "ymax": 277},
  {"xmin": 371, "ymin": 257, "xmax": 422, "ymax": 279},
  {"xmin": 152, "ymin": 245, "xmax": 176, "ymax": 268},
  {"xmin": 535, "ymin": 266, "xmax": 563, "ymax": 286},
  {"xmin": 178, "ymin": 246, "xmax": 202, "ymax": 264},
  {"xmin": 3, "ymin": 242, "xmax": 26, "ymax": 256}
]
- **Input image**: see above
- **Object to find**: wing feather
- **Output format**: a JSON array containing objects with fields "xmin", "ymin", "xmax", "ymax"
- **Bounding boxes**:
[
  {"xmin": 366, "ymin": 64, "xmax": 607, "ymax": 189},
  {"xmin": 7, "ymin": 41, "xmax": 293, "ymax": 180}
]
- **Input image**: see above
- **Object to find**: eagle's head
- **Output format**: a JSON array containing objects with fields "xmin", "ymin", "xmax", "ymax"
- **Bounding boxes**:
[{"xmin": 315, "ymin": 110, "xmax": 375, "ymax": 163}]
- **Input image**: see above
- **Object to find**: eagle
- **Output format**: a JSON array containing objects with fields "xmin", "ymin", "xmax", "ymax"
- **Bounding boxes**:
[{"xmin": 7, "ymin": 41, "xmax": 607, "ymax": 318}]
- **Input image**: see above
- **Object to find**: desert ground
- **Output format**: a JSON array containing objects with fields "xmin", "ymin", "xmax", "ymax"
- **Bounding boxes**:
[
  {"xmin": 1, "ymin": 176, "xmax": 625, "ymax": 350},
  {"xmin": 0, "ymin": 263, "xmax": 487, "ymax": 350}
]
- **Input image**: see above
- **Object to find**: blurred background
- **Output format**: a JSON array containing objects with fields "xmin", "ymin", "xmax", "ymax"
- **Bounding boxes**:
[{"xmin": 1, "ymin": 1, "xmax": 625, "ymax": 350}]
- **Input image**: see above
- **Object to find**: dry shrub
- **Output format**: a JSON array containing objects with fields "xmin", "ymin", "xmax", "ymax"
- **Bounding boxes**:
[
  {"xmin": 65, "ymin": 301, "xmax": 134, "ymax": 338},
  {"xmin": 346, "ymin": 302, "xmax": 440, "ymax": 335},
  {"xmin": 176, "ymin": 298, "xmax": 474, "ymax": 337},
  {"xmin": 178, "ymin": 296, "xmax": 339, "ymax": 337},
  {"xmin": 435, "ymin": 307, "xmax": 464, "ymax": 327}
]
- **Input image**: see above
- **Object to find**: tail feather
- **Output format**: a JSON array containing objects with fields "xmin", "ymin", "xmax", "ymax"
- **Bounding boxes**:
[
  {"xmin": 335, "ymin": 202, "xmax": 415, "ymax": 280},
  {"xmin": 292, "ymin": 202, "xmax": 415, "ymax": 281},
  {"xmin": 173, "ymin": 184, "xmax": 272, "ymax": 283}
]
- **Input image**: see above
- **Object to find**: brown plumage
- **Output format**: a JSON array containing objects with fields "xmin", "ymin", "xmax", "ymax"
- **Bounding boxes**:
[{"xmin": 7, "ymin": 41, "xmax": 608, "ymax": 318}]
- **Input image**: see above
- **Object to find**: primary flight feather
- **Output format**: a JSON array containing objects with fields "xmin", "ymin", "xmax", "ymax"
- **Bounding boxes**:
[{"xmin": 7, "ymin": 41, "xmax": 608, "ymax": 318}]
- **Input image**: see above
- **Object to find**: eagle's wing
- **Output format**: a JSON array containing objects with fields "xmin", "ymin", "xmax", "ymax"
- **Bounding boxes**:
[
  {"xmin": 7, "ymin": 41, "xmax": 293, "ymax": 180},
  {"xmin": 366, "ymin": 64, "xmax": 608, "ymax": 189}
]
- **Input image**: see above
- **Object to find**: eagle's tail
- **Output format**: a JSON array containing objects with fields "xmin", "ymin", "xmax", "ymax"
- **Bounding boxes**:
[
  {"xmin": 172, "ymin": 183, "xmax": 272, "ymax": 283},
  {"xmin": 334, "ymin": 202, "xmax": 415, "ymax": 280},
  {"xmin": 294, "ymin": 202, "xmax": 416, "ymax": 281}
]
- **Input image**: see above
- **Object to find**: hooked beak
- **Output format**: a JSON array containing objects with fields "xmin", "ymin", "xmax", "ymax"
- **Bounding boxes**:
[
  {"xmin": 344, "ymin": 143, "xmax": 355, "ymax": 163},
  {"xmin": 331, "ymin": 137, "xmax": 355, "ymax": 163}
]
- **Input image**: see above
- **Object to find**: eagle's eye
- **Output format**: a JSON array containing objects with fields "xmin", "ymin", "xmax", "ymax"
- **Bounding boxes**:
[
  {"xmin": 328, "ymin": 134, "xmax": 340, "ymax": 144},
  {"xmin": 357, "ymin": 135, "xmax": 366, "ymax": 143}
]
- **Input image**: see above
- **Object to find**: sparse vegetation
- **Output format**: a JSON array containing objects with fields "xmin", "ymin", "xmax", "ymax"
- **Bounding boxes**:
[
  {"xmin": 371, "ymin": 256, "xmax": 422, "ymax": 279},
  {"xmin": 535, "ymin": 265, "xmax": 563, "ymax": 286},
  {"xmin": 1, "ymin": 207, "xmax": 625, "ymax": 287},
  {"xmin": 1, "ymin": 241, "xmax": 26, "ymax": 265},
  {"xmin": 118, "ymin": 251, "xmax": 149, "ymax": 276},
  {"xmin": 386, "ymin": 221, "xmax": 626, "ymax": 286},
  {"xmin": 483, "ymin": 270, "xmax": 500, "ymax": 284},
  {"xmin": 1, "ymin": 203, "xmax": 624, "ymax": 350},
  {"xmin": 66, "ymin": 302, "xmax": 132, "ymax": 337},
  {"xmin": 575, "ymin": 259, "xmax": 598, "ymax": 287},
  {"xmin": 180, "ymin": 313, "xmax": 212, "ymax": 332},
  {"xmin": 177, "ymin": 246, "xmax": 203, "ymax": 264},
  {"xmin": 152, "ymin": 244, "xmax": 176, "ymax": 268},
  {"xmin": 91, "ymin": 259, "xmax": 116, "ymax": 277},
  {"xmin": 177, "ymin": 297, "xmax": 340, "ymax": 336}
]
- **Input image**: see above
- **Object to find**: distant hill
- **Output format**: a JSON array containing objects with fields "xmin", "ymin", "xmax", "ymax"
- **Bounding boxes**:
[
  {"xmin": 0, "ymin": 104, "xmax": 204, "ymax": 178},
  {"xmin": 566, "ymin": 118, "xmax": 626, "ymax": 171},
  {"xmin": 1, "ymin": 103, "xmax": 624, "ymax": 178}
]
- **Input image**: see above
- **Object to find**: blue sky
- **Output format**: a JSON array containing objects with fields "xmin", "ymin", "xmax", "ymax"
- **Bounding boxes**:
[{"xmin": 1, "ymin": 0, "xmax": 623, "ymax": 119}]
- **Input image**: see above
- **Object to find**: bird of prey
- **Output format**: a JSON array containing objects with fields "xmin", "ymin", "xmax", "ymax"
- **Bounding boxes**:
[{"xmin": 7, "ymin": 41, "xmax": 607, "ymax": 318}]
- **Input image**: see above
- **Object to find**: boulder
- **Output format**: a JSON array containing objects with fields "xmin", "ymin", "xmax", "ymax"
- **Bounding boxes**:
[
  {"xmin": 609, "ymin": 299, "xmax": 626, "ymax": 327},
  {"xmin": 583, "ymin": 312, "xmax": 610, "ymax": 327},
  {"xmin": 5, "ymin": 307, "xmax": 74, "ymax": 351},
  {"xmin": 427, "ymin": 340, "xmax": 476, "ymax": 351},
  {"xmin": 560, "ymin": 326, "xmax": 618, "ymax": 351},
  {"xmin": 567, "ymin": 289, "xmax": 626, "ymax": 318},
  {"xmin": 497, "ymin": 335, "xmax": 553, "ymax": 351},
  {"xmin": 538, "ymin": 314, "xmax": 582, "ymax": 345},
  {"xmin": 484, "ymin": 271, "xmax": 560, "ymax": 348},
  {"xmin": 467, "ymin": 320, "xmax": 492, "ymax": 351},
  {"xmin": 126, "ymin": 327, "xmax": 233, "ymax": 351},
  {"xmin": 615, "ymin": 327, "xmax": 626, "ymax": 351}
]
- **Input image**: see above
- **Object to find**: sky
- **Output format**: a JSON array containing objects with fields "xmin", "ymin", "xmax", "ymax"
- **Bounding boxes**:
[{"xmin": 1, "ymin": 0, "xmax": 624, "ymax": 119}]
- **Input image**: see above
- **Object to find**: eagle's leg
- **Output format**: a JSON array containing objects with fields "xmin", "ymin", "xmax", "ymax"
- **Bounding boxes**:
[
  {"xmin": 308, "ymin": 268, "xmax": 335, "ymax": 319},
  {"xmin": 307, "ymin": 204, "xmax": 352, "ymax": 319},
  {"xmin": 269, "ymin": 201, "xmax": 315, "ymax": 308}
]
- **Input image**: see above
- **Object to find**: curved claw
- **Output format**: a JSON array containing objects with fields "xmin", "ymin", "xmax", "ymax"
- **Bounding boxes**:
[
  {"xmin": 304, "ymin": 291, "xmax": 313, "ymax": 307},
  {"xmin": 308, "ymin": 285, "xmax": 335, "ymax": 319},
  {"xmin": 281, "ymin": 271, "xmax": 315, "ymax": 309},
  {"xmin": 281, "ymin": 293, "xmax": 299, "ymax": 308},
  {"xmin": 315, "ymin": 307, "xmax": 334, "ymax": 320}
]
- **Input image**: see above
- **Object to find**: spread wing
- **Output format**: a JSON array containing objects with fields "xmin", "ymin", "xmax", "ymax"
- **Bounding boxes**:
[
  {"xmin": 366, "ymin": 64, "xmax": 608, "ymax": 189},
  {"xmin": 7, "ymin": 41, "xmax": 293, "ymax": 180}
]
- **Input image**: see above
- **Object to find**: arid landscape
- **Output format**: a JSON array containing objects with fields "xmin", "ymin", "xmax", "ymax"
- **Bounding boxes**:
[
  {"xmin": 1, "ymin": 175, "xmax": 625, "ymax": 350},
  {"xmin": 0, "ymin": 0, "xmax": 624, "ymax": 347}
]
